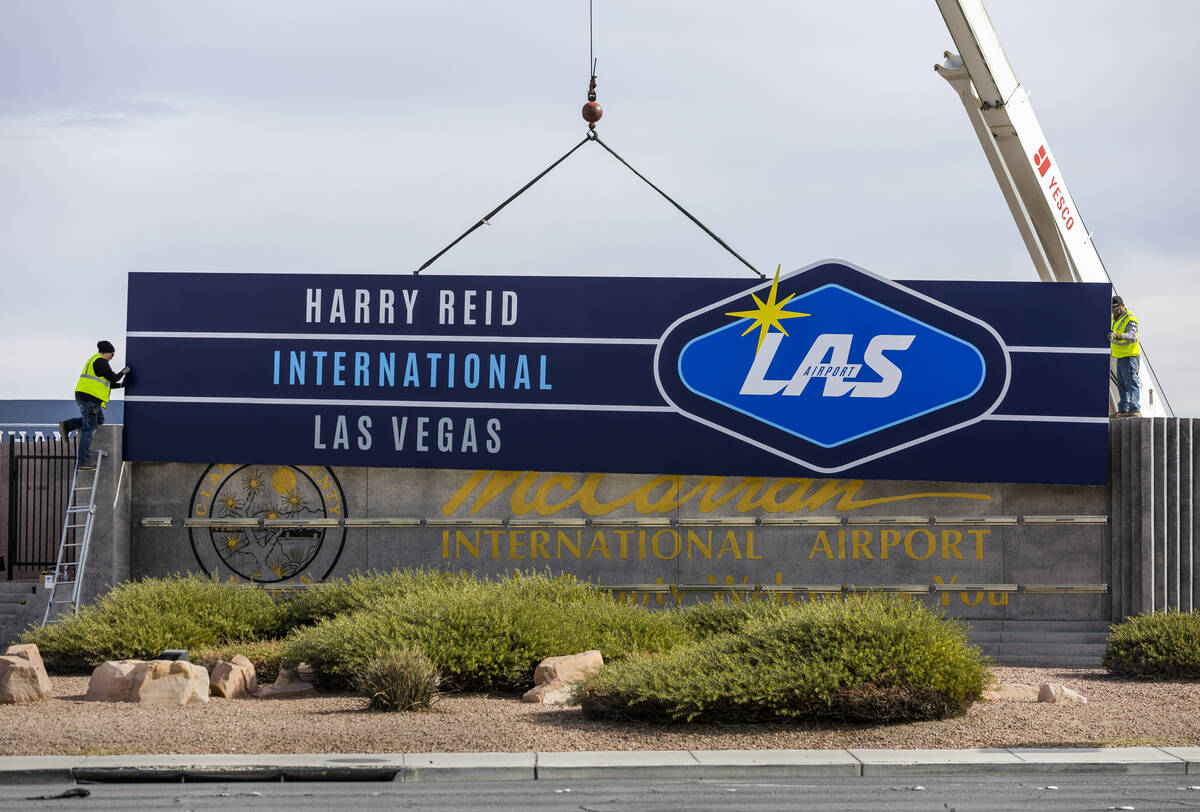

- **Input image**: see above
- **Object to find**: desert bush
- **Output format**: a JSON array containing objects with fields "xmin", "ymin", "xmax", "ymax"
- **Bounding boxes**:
[
  {"xmin": 274, "ymin": 568, "xmax": 473, "ymax": 632},
  {"xmin": 581, "ymin": 595, "xmax": 990, "ymax": 723},
  {"xmin": 283, "ymin": 571, "xmax": 685, "ymax": 691},
  {"xmin": 678, "ymin": 597, "xmax": 788, "ymax": 639},
  {"xmin": 192, "ymin": 639, "xmax": 287, "ymax": 685},
  {"xmin": 20, "ymin": 574, "xmax": 282, "ymax": 671},
  {"xmin": 356, "ymin": 648, "xmax": 440, "ymax": 711},
  {"xmin": 1104, "ymin": 610, "xmax": 1200, "ymax": 678}
]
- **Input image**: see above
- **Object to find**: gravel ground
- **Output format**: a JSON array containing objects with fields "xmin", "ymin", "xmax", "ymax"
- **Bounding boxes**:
[{"xmin": 1, "ymin": 667, "xmax": 1199, "ymax": 756}]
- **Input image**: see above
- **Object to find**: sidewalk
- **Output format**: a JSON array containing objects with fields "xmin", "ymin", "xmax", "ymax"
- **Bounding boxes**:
[{"xmin": 1, "ymin": 747, "xmax": 1198, "ymax": 784}]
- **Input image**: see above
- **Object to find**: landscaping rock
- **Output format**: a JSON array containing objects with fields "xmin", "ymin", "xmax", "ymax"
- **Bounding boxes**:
[
  {"xmin": 1037, "ymin": 682, "xmax": 1088, "ymax": 704},
  {"xmin": 86, "ymin": 660, "xmax": 210, "ymax": 704},
  {"xmin": 273, "ymin": 663, "xmax": 314, "ymax": 686},
  {"xmin": 128, "ymin": 660, "xmax": 210, "ymax": 705},
  {"xmin": 85, "ymin": 660, "xmax": 141, "ymax": 702},
  {"xmin": 523, "ymin": 650, "xmax": 605, "ymax": 705},
  {"xmin": 5, "ymin": 644, "xmax": 51, "ymax": 679},
  {"xmin": 521, "ymin": 681, "xmax": 578, "ymax": 704},
  {"xmin": 1, "ymin": 644, "xmax": 53, "ymax": 702},
  {"xmin": 532, "ymin": 650, "xmax": 604, "ymax": 686},
  {"xmin": 0, "ymin": 655, "xmax": 53, "ymax": 703},
  {"xmin": 982, "ymin": 683, "xmax": 1039, "ymax": 701},
  {"xmin": 209, "ymin": 655, "xmax": 258, "ymax": 699},
  {"xmin": 252, "ymin": 682, "xmax": 317, "ymax": 699}
]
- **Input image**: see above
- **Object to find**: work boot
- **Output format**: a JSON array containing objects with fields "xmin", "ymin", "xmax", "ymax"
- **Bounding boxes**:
[
  {"xmin": 58, "ymin": 421, "xmax": 70, "ymax": 439},
  {"xmin": 1128, "ymin": 410, "xmax": 1142, "ymax": 418}
]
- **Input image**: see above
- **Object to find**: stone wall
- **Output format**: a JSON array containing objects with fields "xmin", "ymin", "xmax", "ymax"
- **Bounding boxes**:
[
  {"xmin": 126, "ymin": 460, "xmax": 1112, "ymax": 625},
  {"xmin": 6, "ymin": 420, "xmax": 1199, "ymax": 647}
]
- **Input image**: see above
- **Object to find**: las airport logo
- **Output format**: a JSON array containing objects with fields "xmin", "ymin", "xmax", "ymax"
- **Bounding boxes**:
[{"xmin": 655, "ymin": 261, "xmax": 1011, "ymax": 473}]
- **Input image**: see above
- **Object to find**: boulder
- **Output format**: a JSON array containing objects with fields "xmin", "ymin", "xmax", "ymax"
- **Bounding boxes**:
[
  {"xmin": 273, "ymin": 663, "xmax": 314, "ymax": 686},
  {"xmin": 86, "ymin": 660, "xmax": 209, "ymax": 704},
  {"xmin": 521, "ymin": 681, "xmax": 578, "ymax": 704},
  {"xmin": 982, "ymin": 683, "xmax": 1039, "ymax": 701},
  {"xmin": 1037, "ymin": 682, "xmax": 1088, "ymax": 704},
  {"xmin": 5, "ymin": 643, "xmax": 50, "ymax": 678},
  {"xmin": 209, "ymin": 655, "xmax": 258, "ymax": 699},
  {"xmin": 0, "ymin": 655, "xmax": 53, "ymax": 703},
  {"xmin": 1, "ymin": 643, "xmax": 53, "ymax": 701},
  {"xmin": 252, "ymin": 682, "xmax": 317, "ymax": 699},
  {"xmin": 523, "ymin": 650, "xmax": 605, "ymax": 705},
  {"xmin": 128, "ymin": 660, "xmax": 210, "ymax": 705},
  {"xmin": 532, "ymin": 650, "xmax": 604, "ymax": 686},
  {"xmin": 85, "ymin": 660, "xmax": 142, "ymax": 702}
]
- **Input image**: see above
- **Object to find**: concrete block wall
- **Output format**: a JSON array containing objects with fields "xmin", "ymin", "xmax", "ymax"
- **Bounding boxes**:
[
  {"xmin": 82, "ymin": 426, "xmax": 131, "ymax": 608},
  {"xmin": 1111, "ymin": 418, "xmax": 1198, "ymax": 618}
]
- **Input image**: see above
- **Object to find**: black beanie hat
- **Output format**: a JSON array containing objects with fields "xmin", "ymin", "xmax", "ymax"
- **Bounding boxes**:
[
  {"xmin": 97, "ymin": 340, "xmax": 115, "ymax": 354},
  {"xmin": 1112, "ymin": 295, "xmax": 1124, "ymax": 307}
]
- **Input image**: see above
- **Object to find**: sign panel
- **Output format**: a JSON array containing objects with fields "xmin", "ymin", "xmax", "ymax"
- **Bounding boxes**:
[{"xmin": 124, "ymin": 262, "xmax": 1111, "ymax": 484}]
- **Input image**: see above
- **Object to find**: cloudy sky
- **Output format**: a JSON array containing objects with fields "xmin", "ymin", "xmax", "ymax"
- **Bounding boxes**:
[{"xmin": 2, "ymin": 1, "xmax": 1196, "ymax": 414}]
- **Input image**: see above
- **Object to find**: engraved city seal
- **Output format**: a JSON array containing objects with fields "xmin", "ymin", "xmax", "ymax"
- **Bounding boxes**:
[{"xmin": 188, "ymin": 464, "xmax": 347, "ymax": 583}]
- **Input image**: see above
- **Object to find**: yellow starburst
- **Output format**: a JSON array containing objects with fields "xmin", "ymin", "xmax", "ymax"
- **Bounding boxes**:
[{"xmin": 725, "ymin": 265, "xmax": 809, "ymax": 354}]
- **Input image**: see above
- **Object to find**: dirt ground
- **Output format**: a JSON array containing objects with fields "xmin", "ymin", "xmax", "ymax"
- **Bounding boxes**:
[{"xmin": 1, "ymin": 667, "xmax": 1198, "ymax": 756}]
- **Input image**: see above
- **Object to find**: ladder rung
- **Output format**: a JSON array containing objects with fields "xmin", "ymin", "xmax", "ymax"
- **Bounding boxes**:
[{"xmin": 65, "ymin": 523, "xmax": 87, "ymax": 529}]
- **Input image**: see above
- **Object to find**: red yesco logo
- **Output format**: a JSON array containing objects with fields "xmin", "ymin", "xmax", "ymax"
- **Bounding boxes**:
[
  {"xmin": 1033, "ymin": 145, "xmax": 1052, "ymax": 177},
  {"xmin": 1032, "ymin": 145, "xmax": 1075, "ymax": 231}
]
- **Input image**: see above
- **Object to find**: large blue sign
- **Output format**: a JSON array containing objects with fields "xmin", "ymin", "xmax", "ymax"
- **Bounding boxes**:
[
  {"xmin": 659, "ymin": 264, "xmax": 1010, "ymax": 472},
  {"xmin": 124, "ymin": 262, "xmax": 1111, "ymax": 484}
]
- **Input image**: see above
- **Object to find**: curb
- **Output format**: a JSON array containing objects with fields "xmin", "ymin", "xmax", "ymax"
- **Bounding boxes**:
[{"xmin": 1, "ymin": 747, "xmax": 1198, "ymax": 784}]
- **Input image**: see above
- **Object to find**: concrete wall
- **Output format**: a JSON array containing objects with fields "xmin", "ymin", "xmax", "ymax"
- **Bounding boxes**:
[
  {"xmin": 127, "ymin": 461, "xmax": 1112, "ymax": 625},
  {"xmin": 1110, "ymin": 418, "xmax": 1198, "ymax": 618},
  {"xmin": 6, "ymin": 419, "xmax": 1200, "ymax": 660}
]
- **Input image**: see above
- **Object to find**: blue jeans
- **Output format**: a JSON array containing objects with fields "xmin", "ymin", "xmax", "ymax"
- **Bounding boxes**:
[
  {"xmin": 75, "ymin": 396, "xmax": 105, "ymax": 465},
  {"xmin": 1116, "ymin": 355, "xmax": 1141, "ymax": 413}
]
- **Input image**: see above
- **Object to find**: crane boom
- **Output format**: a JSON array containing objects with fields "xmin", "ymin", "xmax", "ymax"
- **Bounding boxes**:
[{"xmin": 932, "ymin": 0, "xmax": 1170, "ymax": 416}]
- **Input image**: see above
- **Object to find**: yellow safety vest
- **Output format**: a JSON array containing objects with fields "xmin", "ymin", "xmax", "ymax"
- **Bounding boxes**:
[
  {"xmin": 75, "ymin": 352, "xmax": 112, "ymax": 406},
  {"xmin": 1111, "ymin": 309, "xmax": 1140, "ymax": 358}
]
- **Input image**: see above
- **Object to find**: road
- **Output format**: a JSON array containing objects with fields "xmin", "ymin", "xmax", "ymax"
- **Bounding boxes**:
[{"xmin": 10, "ymin": 774, "xmax": 1200, "ymax": 811}]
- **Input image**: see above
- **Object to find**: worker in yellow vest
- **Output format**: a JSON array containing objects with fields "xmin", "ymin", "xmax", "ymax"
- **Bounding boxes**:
[
  {"xmin": 1108, "ymin": 295, "xmax": 1140, "ymax": 418},
  {"xmin": 58, "ymin": 340, "xmax": 130, "ymax": 470}
]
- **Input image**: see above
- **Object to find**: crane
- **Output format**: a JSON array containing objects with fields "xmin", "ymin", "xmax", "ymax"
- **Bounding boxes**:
[{"xmin": 932, "ymin": 0, "xmax": 1170, "ymax": 417}]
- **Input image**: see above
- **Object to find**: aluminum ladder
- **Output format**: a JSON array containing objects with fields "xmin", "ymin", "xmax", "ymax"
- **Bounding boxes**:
[{"xmin": 42, "ymin": 450, "xmax": 105, "ymax": 625}]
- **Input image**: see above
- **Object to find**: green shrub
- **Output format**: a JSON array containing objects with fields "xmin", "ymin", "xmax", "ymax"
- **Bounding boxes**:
[
  {"xmin": 274, "ymin": 568, "xmax": 473, "ymax": 632},
  {"xmin": 678, "ymin": 597, "xmax": 788, "ymax": 639},
  {"xmin": 1104, "ymin": 611, "xmax": 1200, "ymax": 678},
  {"xmin": 192, "ymin": 639, "xmax": 287, "ymax": 685},
  {"xmin": 20, "ymin": 574, "xmax": 282, "ymax": 671},
  {"xmin": 356, "ymin": 648, "xmax": 440, "ymax": 711},
  {"xmin": 581, "ymin": 595, "xmax": 990, "ymax": 723},
  {"xmin": 283, "ymin": 571, "xmax": 685, "ymax": 691}
]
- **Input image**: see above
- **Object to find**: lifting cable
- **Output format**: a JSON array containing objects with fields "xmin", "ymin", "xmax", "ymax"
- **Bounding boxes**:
[{"xmin": 415, "ymin": 1, "xmax": 764, "ymax": 279}]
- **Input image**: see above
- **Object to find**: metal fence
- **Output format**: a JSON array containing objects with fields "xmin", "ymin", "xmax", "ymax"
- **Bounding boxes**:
[{"xmin": 4, "ymin": 437, "xmax": 75, "ymax": 580}]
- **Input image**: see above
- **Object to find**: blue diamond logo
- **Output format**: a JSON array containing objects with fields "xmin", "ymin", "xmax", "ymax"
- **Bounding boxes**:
[{"xmin": 655, "ymin": 261, "xmax": 1010, "ymax": 472}]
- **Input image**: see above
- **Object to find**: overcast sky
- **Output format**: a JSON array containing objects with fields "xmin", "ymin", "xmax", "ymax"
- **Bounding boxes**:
[{"xmin": 2, "ymin": 1, "xmax": 1196, "ymax": 415}]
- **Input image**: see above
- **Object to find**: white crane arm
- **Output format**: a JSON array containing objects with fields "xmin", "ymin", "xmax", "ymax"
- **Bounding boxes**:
[{"xmin": 932, "ymin": 0, "xmax": 1170, "ymax": 415}]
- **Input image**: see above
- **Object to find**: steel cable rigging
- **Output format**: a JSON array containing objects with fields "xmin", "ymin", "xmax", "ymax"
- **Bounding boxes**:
[{"xmin": 415, "ymin": 1, "xmax": 763, "ymax": 279}]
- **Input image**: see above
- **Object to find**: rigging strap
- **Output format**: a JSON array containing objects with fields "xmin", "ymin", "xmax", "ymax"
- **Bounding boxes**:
[
  {"xmin": 591, "ymin": 135, "xmax": 764, "ymax": 279},
  {"xmin": 415, "ymin": 134, "xmax": 764, "ymax": 278},
  {"xmin": 415, "ymin": 136, "xmax": 591, "ymax": 275}
]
